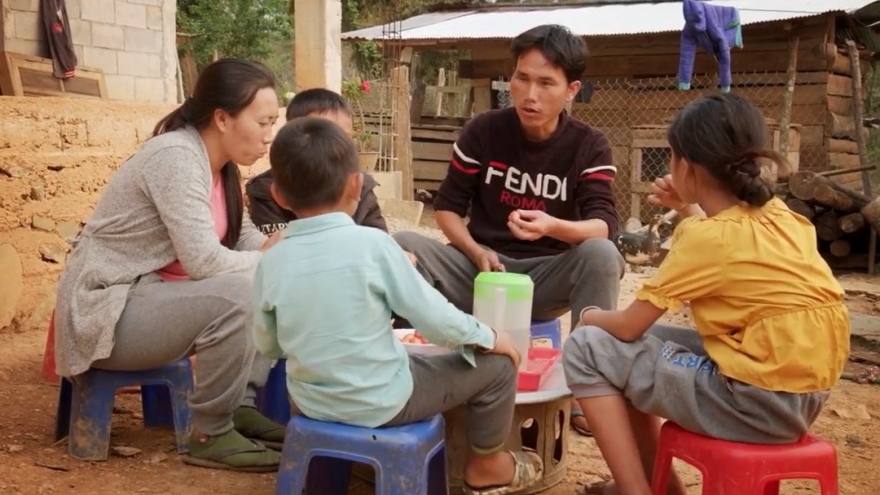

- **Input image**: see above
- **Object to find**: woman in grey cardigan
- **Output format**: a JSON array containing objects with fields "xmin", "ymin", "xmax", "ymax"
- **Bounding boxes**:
[{"xmin": 54, "ymin": 59, "xmax": 284, "ymax": 472}]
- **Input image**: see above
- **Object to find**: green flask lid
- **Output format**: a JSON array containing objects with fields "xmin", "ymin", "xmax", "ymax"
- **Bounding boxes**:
[{"xmin": 474, "ymin": 272, "xmax": 534, "ymax": 301}]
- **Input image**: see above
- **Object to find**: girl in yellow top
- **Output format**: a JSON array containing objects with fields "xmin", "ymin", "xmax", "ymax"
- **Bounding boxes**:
[{"xmin": 562, "ymin": 93, "xmax": 850, "ymax": 495}]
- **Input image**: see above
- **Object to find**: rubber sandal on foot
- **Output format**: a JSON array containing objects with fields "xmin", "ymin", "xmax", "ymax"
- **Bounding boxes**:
[
  {"xmin": 463, "ymin": 449, "xmax": 544, "ymax": 495},
  {"xmin": 182, "ymin": 430, "xmax": 280, "ymax": 473},
  {"xmin": 570, "ymin": 409, "xmax": 593, "ymax": 437},
  {"xmin": 233, "ymin": 406, "xmax": 286, "ymax": 450}
]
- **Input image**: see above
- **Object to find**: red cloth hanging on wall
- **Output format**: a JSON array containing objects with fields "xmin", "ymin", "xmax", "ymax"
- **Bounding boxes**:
[{"xmin": 40, "ymin": 0, "xmax": 77, "ymax": 78}]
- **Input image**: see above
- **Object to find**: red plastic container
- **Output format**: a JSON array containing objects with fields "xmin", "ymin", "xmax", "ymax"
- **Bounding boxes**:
[{"xmin": 516, "ymin": 347, "xmax": 561, "ymax": 392}]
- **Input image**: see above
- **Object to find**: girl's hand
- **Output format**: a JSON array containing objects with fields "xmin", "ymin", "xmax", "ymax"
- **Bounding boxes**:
[
  {"xmin": 260, "ymin": 231, "xmax": 282, "ymax": 252},
  {"xmin": 647, "ymin": 175, "xmax": 689, "ymax": 211}
]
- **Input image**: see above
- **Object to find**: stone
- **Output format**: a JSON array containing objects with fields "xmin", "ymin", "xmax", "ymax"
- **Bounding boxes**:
[
  {"xmin": 6, "ymin": 445, "xmax": 24, "ymax": 453},
  {"xmin": 0, "ymin": 163, "xmax": 28, "ymax": 178},
  {"xmin": 56, "ymin": 221, "xmax": 81, "ymax": 239},
  {"xmin": 39, "ymin": 244, "xmax": 66, "ymax": 263},
  {"xmin": 111, "ymin": 446, "xmax": 141, "ymax": 457},
  {"xmin": 47, "ymin": 164, "xmax": 66, "ymax": 171},
  {"xmin": 30, "ymin": 184, "xmax": 45, "ymax": 201},
  {"xmin": 31, "ymin": 215, "xmax": 56, "ymax": 232},
  {"xmin": 0, "ymin": 245, "xmax": 23, "ymax": 330}
]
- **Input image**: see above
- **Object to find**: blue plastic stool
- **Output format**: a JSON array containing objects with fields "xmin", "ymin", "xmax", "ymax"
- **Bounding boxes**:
[
  {"xmin": 276, "ymin": 413, "xmax": 448, "ymax": 495},
  {"xmin": 256, "ymin": 359, "xmax": 290, "ymax": 425},
  {"xmin": 55, "ymin": 359, "xmax": 194, "ymax": 461},
  {"xmin": 531, "ymin": 319, "xmax": 562, "ymax": 349}
]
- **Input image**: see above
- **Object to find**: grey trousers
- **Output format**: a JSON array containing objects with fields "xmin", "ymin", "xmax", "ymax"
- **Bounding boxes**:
[
  {"xmin": 92, "ymin": 272, "xmax": 274, "ymax": 436},
  {"xmin": 393, "ymin": 232, "xmax": 626, "ymax": 328},
  {"xmin": 290, "ymin": 352, "xmax": 518, "ymax": 453},
  {"xmin": 562, "ymin": 323, "xmax": 829, "ymax": 444},
  {"xmin": 385, "ymin": 353, "xmax": 517, "ymax": 453}
]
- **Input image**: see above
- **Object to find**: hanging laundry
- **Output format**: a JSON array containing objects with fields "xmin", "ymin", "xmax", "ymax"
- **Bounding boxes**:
[
  {"xmin": 678, "ymin": 0, "xmax": 743, "ymax": 93},
  {"xmin": 40, "ymin": 0, "xmax": 77, "ymax": 79}
]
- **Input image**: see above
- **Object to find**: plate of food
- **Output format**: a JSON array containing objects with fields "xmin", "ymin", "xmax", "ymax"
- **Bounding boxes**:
[{"xmin": 393, "ymin": 329, "xmax": 452, "ymax": 356}]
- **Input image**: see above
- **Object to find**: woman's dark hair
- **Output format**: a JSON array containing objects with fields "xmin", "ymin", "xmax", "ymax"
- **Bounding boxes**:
[
  {"xmin": 153, "ymin": 58, "xmax": 276, "ymax": 249},
  {"xmin": 666, "ymin": 93, "xmax": 790, "ymax": 208},
  {"xmin": 270, "ymin": 117, "xmax": 359, "ymax": 212},
  {"xmin": 510, "ymin": 24, "xmax": 588, "ymax": 83},
  {"xmin": 286, "ymin": 88, "xmax": 351, "ymax": 121}
]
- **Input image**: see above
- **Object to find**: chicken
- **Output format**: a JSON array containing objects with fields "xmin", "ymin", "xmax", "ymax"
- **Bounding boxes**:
[{"xmin": 613, "ymin": 213, "xmax": 672, "ymax": 272}]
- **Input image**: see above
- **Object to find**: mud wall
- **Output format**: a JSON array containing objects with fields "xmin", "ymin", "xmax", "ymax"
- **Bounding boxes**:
[{"xmin": 0, "ymin": 96, "xmax": 176, "ymax": 333}]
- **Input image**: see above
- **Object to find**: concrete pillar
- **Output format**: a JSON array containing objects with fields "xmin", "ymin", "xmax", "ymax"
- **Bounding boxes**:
[{"xmin": 294, "ymin": 0, "xmax": 342, "ymax": 93}]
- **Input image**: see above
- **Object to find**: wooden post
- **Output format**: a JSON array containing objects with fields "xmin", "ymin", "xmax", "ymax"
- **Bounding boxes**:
[
  {"xmin": 846, "ymin": 39, "xmax": 877, "ymax": 274},
  {"xmin": 435, "ymin": 68, "xmax": 446, "ymax": 117},
  {"xmin": 293, "ymin": 0, "xmax": 342, "ymax": 93},
  {"xmin": 777, "ymin": 35, "xmax": 799, "ymax": 162},
  {"xmin": 392, "ymin": 66, "xmax": 414, "ymax": 201}
]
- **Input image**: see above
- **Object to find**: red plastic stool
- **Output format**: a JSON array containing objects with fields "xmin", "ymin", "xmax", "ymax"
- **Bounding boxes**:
[{"xmin": 651, "ymin": 421, "xmax": 838, "ymax": 495}]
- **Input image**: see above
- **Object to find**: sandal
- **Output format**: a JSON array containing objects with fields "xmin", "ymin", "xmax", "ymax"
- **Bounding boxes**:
[
  {"xmin": 464, "ymin": 450, "xmax": 544, "ymax": 495},
  {"xmin": 181, "ymin": 429, "xmax": 280, "ymax": 473},
  {"xmin": 570, "ymin": 407, "xmax": 593, "ymax": 437},
  {"xmin": 233, "ymin": 406, "xmax": 286, "ymax": 450}
]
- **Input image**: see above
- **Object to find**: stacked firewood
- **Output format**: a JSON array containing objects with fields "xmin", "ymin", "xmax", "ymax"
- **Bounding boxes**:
[{"xmin": 778, "ymin": 170, "xmax": 880, "ymax": 270}]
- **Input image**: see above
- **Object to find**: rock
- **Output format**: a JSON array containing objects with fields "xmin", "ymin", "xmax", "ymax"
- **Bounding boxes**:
[
  {"xmin": 31, "ymin": 215, "xmax": 56, "ymax": 232},
  {"xmin": 47, "ymin": 164, "xmax": 65, "ymax": 172},
  {"xmin": 831, "ymin": 405, "xmax": 872, "ymax": 420},
  {"xmin": 0, "ymin": 163, "xmax": 28, "ymax": 178},
  {"xmin": 39, "ymin": 244, "xmax": 66, "ymax": 263},
  {"xmin": 0, "ymin": 245, "xmax": 23, "ymax": 330},
  {"xmin": 149, "ymin": 452, "xmax": 169, "ymax": 464},
  {"xmin": 6, "ymin": 445, "xmax": 24, "ymax": 453},
  {"xmin": 56, "ymin": 221, "xmax": 80, "ymax": 239},
  {"xmin": 110, "ymin": 446, "xmax": 142, "ymax": 457},
  {"xmin": 30, "ymin": 184, "xmax": 45, "ymax": 201}
]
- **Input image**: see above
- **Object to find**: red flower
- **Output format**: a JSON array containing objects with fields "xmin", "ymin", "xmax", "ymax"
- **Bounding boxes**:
[{"xmin": 361, "ymin": 80, "xmax": 371, "ymax": 93}]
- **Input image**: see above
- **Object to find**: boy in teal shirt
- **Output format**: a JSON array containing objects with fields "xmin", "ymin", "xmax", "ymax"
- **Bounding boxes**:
[{"xmin": 253, "ymin": 117, "xmax": 544, "ymax": 494}]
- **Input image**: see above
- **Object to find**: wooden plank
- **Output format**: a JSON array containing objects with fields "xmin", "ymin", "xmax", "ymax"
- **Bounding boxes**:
[
  {"xmin": 461, "ymin": 47, "xmax": 833, "ymax": 80},
  {"xmin": 411, "ymin": 127, "xmax": 460, "ymax": 142},
  {"xmin": 413, "ymin": 160, "xmax": 449, "ymax": 182},
  {"xmin": 0, "ymin": 51, "xmax": 107, "ymax": 99},
  {"xmin": 412, "ymin": 141, "xmax": 453, "ymax": 162}
]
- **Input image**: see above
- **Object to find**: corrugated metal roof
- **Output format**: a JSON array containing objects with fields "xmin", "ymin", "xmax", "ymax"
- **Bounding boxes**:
[{"xmin": 342, "ymin": 0, "xmax": 879, "ymax": 41}]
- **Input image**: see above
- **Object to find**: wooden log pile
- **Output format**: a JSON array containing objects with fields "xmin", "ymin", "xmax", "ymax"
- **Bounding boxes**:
[{"xmin": 779, "ymin": 170, "xmax": 880, "ymax": 270}]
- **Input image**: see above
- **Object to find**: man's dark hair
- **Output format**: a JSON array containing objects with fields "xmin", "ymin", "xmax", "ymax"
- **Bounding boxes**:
[
  {"xmin": 286, "ymin": 88, "xmax": 352, "ymax": 121},
  {"xmin": 510, "ymin": 24, "xmax": 588, "ymax": 83},
  {"xmin": 269, "ymin": 117, "xmax": 360, "ymax": 211}
]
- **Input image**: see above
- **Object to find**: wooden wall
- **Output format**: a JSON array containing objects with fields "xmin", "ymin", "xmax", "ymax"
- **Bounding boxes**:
[
  {"xmin": 459, "ymin": 15, "xmax": 869, "ymax": 189},
  {"xmin": 397, "ymin": 13, "xmax": 872, "ymax": 205}
]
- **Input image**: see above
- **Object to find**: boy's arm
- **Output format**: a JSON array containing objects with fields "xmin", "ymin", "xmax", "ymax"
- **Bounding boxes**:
[
  {"xmin": 377, "ymin": 237, "xmax": 495, "ymax": 362},
  {"xmin": 251, "ymin": 262, "xmax": 285, "ymax": 359}
]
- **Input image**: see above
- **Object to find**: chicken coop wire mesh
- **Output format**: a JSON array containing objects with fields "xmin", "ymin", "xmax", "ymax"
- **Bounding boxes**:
[{"xmin": 492, "ymin": 71, "xmax": 832, "ymax": 229}]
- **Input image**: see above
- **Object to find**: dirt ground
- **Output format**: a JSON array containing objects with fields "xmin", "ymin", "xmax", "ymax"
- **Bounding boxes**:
[{"xmin": 1, "ymin": 208, "xmax": 879, "ymax": 495}]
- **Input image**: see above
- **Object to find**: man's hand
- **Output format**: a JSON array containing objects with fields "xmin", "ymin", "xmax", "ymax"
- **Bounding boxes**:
[
  {"xmin": 468, "ymin": 247, "xmax": 505, "ymax": 272},
  {"xmin": 488, "ymin": 330, "xmax": 521, "ymax": 369},
  {"xmin": 508, "ymin": 210, "xmax": 557, "ymax": 241},
  {"xmin": 404, "ymin": 251, "xmax": 418, "ymax": 267}
]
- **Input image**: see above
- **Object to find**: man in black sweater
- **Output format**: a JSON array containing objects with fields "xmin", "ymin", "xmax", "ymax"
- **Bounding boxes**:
[{"xmin": 394, "ymin": 25, "xmax": 625, "ymax": 436}]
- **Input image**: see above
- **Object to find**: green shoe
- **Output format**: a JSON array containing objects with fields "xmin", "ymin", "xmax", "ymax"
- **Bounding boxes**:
[
  {"xmin": 233, "ymin": 406, "xmax": 286, "ymax": 450},
  {"xmin": 181, "ymin": 429, "xmax": 280, "ymax": 473}
]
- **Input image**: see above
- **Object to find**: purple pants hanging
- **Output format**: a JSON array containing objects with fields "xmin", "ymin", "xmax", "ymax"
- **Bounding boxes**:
[
  {"xmin": 41, "ymin": 0, "xmax": 77, "ymax": 78},
  {"xmin": 678, "ymin": 0, "xmax": 743, "ymax": 93}
]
